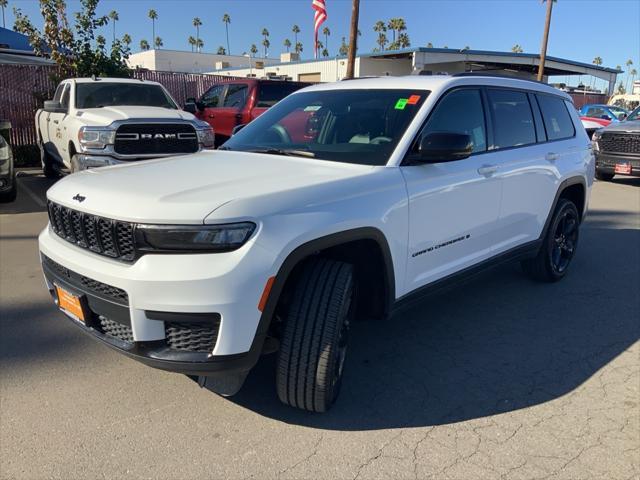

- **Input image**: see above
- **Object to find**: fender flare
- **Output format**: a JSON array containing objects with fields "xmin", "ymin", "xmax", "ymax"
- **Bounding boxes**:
[
  {"xmin": 243, "ymin": 227, "xmax": 396, "ymax": 369},
  {"xmin": 539, "ymin": 175, "xmax": 587, "ymax": 241}
]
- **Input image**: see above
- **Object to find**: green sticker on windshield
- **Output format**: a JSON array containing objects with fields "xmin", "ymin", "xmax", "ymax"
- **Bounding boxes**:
[{"xmin": 395, "ymin": 98, "xmax": 408, "ymax": 110}]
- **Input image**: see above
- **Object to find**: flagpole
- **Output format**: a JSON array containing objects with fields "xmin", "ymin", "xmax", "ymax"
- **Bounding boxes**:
[{"xmin": 346, "ymin": 0, "xmax": 360, "ymax": 79}]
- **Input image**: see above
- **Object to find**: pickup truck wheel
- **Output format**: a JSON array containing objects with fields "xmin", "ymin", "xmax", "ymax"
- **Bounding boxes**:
[
  {"xmin": 39, "ymin": 142, "xmax": 59, "ymax": 179},
  {"xmin": 595, "ymin": 170, "xmax": 614, "ymax": 181},
  {"xmin": 521, "ymin": 198, "xmax": 580, "ymax": 282},
  {"xmin": 276, "ymin": 258, "xmax": 355, "ymax": 412}
]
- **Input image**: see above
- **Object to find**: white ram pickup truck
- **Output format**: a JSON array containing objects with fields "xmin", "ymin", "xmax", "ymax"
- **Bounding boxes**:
[
  {"xmin": 39, "ymin": 75, "xmax": 594, "ymax": 412},
  {"xmin": 36, "ymin": 77, "xmax": 215, "ymax": 176}
]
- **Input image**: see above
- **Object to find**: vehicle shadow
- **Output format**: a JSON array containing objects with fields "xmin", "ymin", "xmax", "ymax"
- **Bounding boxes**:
[{"xmin": 223, "ymin": 222, "xmax": 639, "ymax": 430}]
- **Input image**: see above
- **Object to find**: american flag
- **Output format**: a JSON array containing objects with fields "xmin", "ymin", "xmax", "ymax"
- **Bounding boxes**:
[{"xmin": 312, "ymin": 0, "xmax": 327, "ymax": 59}]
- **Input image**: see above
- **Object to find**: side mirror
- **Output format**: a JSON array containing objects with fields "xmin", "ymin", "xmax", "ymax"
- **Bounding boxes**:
[
  {"xmin": 417, "ymin": 132, "xmax": 473, "ymax": 163},
  {"xmin": 196, "ymin": 101, "xmax": 206, "ymax": 112},
  {"xmin": 231, "ymin": 124, "xmax": 246, "ymax": 136},
  {"xmin": 600, "ymin": 114, "xmax": 612, "ymax": 120},
  {"xmin": 183, "ymin": 102, "xmax": 197, "ymax": 114},
  {"xmin": 44, "ymin": 100, "xmax": 66, "ymax": 113},
  {"xmin": 619, "ymin": 113, "xmax": 628, "ymax": 121}
]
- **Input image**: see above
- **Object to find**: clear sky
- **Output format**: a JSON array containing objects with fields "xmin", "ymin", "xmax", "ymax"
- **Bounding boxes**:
[{"xmin": 4, "ymin": 0, "xmax": 640, "ymax": 86}]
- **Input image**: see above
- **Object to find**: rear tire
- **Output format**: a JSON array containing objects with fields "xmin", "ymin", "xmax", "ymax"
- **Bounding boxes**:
[
  {"xmin": 39, "ymin": 141, "xmax": 59, "ymax": 179},
  {"xmin": 276, "ymin": 257, "xmax": 355, "ymax": 412},
  {"xmin": 595, "ymin": 170, "xmax": 614, "ymax": 181},
  {"xmin": 522, "ymin": 198, "xmax": 580, "ymax": 282}
]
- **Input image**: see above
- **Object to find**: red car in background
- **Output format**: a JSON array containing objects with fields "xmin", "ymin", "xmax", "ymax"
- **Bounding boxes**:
[
  {"xmin": 580, "ymin": 116, "xmax": 611, "ymax": 139},
  {"xmin": 185, "ymin": 79, "xmax": 309, "ymax": 146}
]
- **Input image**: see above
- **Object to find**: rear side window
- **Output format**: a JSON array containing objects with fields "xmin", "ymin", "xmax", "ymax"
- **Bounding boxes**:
[
  {"xmin": 487, "ymin": 89, "xmax": 536, "ymax": 149},
  {"xmin": 256, "ymin": 83, "xmax": 304, "ymax": 108},
  {"xmin": 223, "ymin": 84, "xmax": 248, "ymax": 108},
  {"xmin": 422, "ymin": 88, "xmax": 487, "ymax": 153},
  {"xmin": 201, "ymin": 85, "xmax": 225, "ymax": 108},
  {"xmin": 536, "ymin": 95, "xmax": 575, "ymax": 140}
]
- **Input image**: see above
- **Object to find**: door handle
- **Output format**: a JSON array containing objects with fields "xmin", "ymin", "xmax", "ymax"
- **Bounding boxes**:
[
  {"xmin": 477, "ymin": 165, "xmax": 498, "ymax": 176},
  {"xmin": 546, "ymin": 152, "xmax": 559, "ymax": 162}
]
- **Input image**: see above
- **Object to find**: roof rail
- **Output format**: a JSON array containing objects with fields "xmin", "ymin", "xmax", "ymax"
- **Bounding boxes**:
[
  {"xmin": 340, "ymin": 76, "xmax": 381, "ymax": 81},
  {"xmin": 452, "ymin": 72, "xmax": 550, "ymax": 86}
]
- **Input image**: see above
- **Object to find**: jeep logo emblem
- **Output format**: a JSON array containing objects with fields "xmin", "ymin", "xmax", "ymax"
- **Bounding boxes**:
[
  {"xmin": 140, "ymin": 133, "xmax": 177, "ymax": 140},
  {"xmin": 72, "ymin": 194, "xmax": 86, "ymax": 203}
]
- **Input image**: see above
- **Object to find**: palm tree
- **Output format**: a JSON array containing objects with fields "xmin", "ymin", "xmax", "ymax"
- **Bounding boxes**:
[
  {"xmin": 217, "ymin": 46, "xmax": 226, "ymax": 55},
  {"xmin": 631, "ymin": 68, "xmax": 638, "ymax": 93},
  {"xmin": 322, "ymin": 26, "xmax": 330, "ymax": 56},
  {"xmin": 122, "ymin": 33, "xmax": 132, "ymax": 49},
  {"xmin": 398, "ymin": 33, "xmax": 410, "ymax": 49},
  {"xmin": 154, "ymin": 36, "xmax": 163, "ymax": 49},
  {"xmin": 193, "ymin": 17, "xmax": 203, "ymax": 52},
  {"xmin": 426, "ymin": 42, "xmax": 433, "ymax": 48},
  {"xmin": 196, "ymin": 38, "xmax": 204, "ymax": 52},
  {"xmin": 108, "ymin": 10, "xmax": 119, "ymax": 43},
  {"xmin": 188, "ymin": 36, "xmax": 196, "ymax": 52},
  {"xmin": 339, "ymin": 37, "xmax": 348, "ymax": 56},
  {"xmin": 292, "ymin": 25, "xmax": 300, "ymax": 47},
  {"xmin": 373, "ymin": 21, "xmax": 387, "ymax": 51},
  {"xmin": 283, "ymin": 38, "xmax": 292, "ymax": 52},
  {"xmin": 315, "ymin": 40, "xmax": 324, "ymax": 58},
  {"xmin": 140, "ymin": 39, "xmax": 150, "ymax": 51},
  {"xmin": 148, "ymin": 9, "xmax": 158, "ymax": 44},
  {"xmin": 592, "ymin": 56, "xmax": 603, "ymax": 90},
  {"xmin": 262, "ymin": 38, "xmax": 270, "ymax": 58},
  {"xmin": 295, "ymin": 42, "xmax": 303, "ymax": 54},
  {"xmin": 250, "ymin": 44, "xmax": 258, "ymax": 57},
  {"xmin": 222, "ymin": 14, "xmax": 231, "ymax": 55},
  {"xmin": 626, "ymin": 59, "xmax": 634, "ymax": 92},
  {"xmin": 387, "ymin": 18, "xmax": 406, "ymax": 44},
  {"xmin": 511, "ymin": 44, "xmax": 523, "ymax": 53},
  {"xmin": 0, "ymin": 0, "xmax": 7, "ymax": 29}
]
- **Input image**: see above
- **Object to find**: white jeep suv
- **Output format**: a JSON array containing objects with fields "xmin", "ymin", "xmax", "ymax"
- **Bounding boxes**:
[{"xmin": 39, "ymin": 75, "xmax": 594, "ymax": 412}]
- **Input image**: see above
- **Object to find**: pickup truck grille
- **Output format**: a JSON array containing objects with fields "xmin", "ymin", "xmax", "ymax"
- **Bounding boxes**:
[
  {"xmin": 598, "ymin": 132, "xmax": 640, "ymax": 155},
  {"xmin": 48, "ymin": 202, "xmax": 136, "ymax": 262},
  {"xmin": 114, "ymin": 123, "xmax": 199, "ymax": 156}
]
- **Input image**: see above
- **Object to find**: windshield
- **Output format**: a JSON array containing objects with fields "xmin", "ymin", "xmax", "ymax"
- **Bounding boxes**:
[
  {"xmin": 222, "ymin": 88, "xmax": 429, "ymax": 166},
  {"xmin": 608, "ymin": 106, "xmax": 628, "ymax": 115},
  {"xmin": 626, "ymin": 106, "xmax": 640, "ymax": 121},
  {"xmin": 76, "ymin": 82, "xmax": 177, "ymax": 109}
]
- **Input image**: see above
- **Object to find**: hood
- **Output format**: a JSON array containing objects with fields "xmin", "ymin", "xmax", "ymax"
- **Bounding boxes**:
[
  {"xmin": 600, "ymin": 120, "xmax": 640, "ymax": 133},
  {"xmin": 76, "ymin": 105, "xmax": 197, "ymax": 125},
  {"xmin": 46, "ymin": 150, "xmax": 372, "ymax": 224}
]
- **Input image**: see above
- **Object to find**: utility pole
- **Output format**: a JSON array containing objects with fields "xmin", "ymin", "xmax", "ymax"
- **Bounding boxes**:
[
  {"xmin": 537, "ymin": 0, "xmax": 554, "ymax": 82},
  {"xmin": 345, "ymin": 0, "xmax": 360, "ymax": 79}
]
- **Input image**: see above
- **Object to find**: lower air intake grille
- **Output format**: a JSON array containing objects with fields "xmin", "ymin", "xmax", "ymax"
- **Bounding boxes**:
[
  {"xmin": 165, "ymin": 322, "xmax": 220, "ymax": 353},
  {"xmin": 99, "ymin": 316, "xmax": 134, "ymax": 343}
]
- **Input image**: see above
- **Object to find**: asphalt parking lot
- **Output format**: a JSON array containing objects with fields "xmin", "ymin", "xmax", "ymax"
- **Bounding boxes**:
[{"xmin": 1, "ymin": 171, "xmax": 638, "ymax": 480}]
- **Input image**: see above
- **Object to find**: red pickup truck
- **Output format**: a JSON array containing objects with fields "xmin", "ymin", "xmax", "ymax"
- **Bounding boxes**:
[{"xmin": 186, "ymin": 79, "xmax": 309, "ymax": 146}]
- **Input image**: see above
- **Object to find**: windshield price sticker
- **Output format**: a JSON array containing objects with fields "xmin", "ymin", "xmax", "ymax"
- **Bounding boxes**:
[
  {"xmin": 395, "ymin": 98, "xmax": 409, "ymax": 110},
  {"xmin": 407, "ymin": 95, "xmax": 421, "ymax": 105}
]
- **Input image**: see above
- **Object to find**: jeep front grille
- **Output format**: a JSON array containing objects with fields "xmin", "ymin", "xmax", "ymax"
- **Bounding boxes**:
[
  {"xmin": 598, "ymin": 132, "xmax": 640, "ymax": 155},
  {"xmin": 47, "ymin": 201, "xmax": 136, "ymax": 262},
  {"xmin": 114, "ymin": 123, "xmax": 199, "ymax": 156}
]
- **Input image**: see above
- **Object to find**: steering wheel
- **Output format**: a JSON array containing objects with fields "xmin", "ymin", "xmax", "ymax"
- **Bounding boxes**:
[{"xmin": 261, "ymin": 124, "xmax": 291, "ymax": 144}]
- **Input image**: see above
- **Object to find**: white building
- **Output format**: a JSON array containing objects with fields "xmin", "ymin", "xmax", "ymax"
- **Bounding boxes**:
[
  {"xmin": 127, "ymin": 49, "xmax": 278, "ymax": 74},
  {"xmin": 209, "ymin": 47, "xmax": 621, "ymax": 95}
]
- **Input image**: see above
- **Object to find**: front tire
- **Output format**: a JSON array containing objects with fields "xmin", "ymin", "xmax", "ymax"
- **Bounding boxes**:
[
  {"xmin": 522, "ymin": 198, "xmax": 580, "ymax": 282},
  {"xmin": 0, "ymin": 177, "xmax": 17, "ymax": 203},
  {"xmin": 595, "ymin": 170, "xmax": 614, "ymax": 181},
  {"xmin": 39, "ymin": 141, "xmax": 59, "ymax": 179},
  {"xmin": 276, "ymin": 258, "xmax": 355, "ymax": 412}
]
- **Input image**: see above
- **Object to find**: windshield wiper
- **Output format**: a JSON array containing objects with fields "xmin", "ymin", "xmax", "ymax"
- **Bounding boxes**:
[{"xmin": 246, "ymin": 147, "xmax": 316, "ymax": 158}]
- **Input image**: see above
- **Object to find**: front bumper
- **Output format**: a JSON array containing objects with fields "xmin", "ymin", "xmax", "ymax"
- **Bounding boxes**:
[
  {"xmin": 39, "ymin": 225, "xmax": 275, "ymax": 375},
  {"xmin": 595, "ymin": 152, "xmax": 640, "ymax": 177}
]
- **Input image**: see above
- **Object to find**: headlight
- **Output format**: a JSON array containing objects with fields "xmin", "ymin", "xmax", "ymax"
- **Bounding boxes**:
[
  {"xmin": 136, "ymin": 222, "xmax": 255, "ymax": 252},
  {"xmin": 78, "ymin": 127, "xmax": 116, "ymax": 149},
  {"xmin": 196, "ymin": 125, "xmax": 216, "ymax": 148},
  {"xmin": 591, "ymin": 128, "xmax": 603, "ymax": 151}
]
